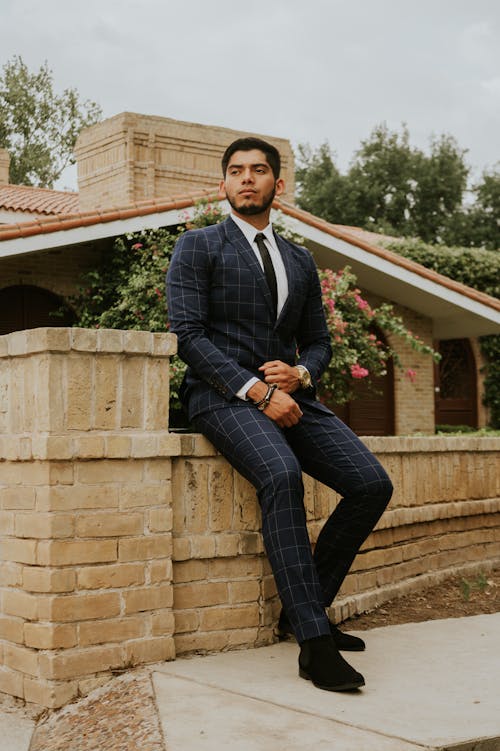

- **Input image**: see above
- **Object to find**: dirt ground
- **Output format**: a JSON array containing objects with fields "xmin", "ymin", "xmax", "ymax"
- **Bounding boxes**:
[{"xmin": 343, "ymin": 569, "xmax": 500, "ymax": 631}]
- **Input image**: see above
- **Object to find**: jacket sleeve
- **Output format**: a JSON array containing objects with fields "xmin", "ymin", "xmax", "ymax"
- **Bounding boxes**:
[
  {"xmin": 166, "ymin": 229, "xmax": 257, "ymax": 400},
  {"xmin": 294, "ymin": 251, "xmax": 332, "ymax": 385}
]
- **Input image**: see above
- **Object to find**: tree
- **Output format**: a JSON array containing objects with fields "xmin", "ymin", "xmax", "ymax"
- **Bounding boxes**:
[
  {"xmin": 433, "ymin": 165, "xmax": 500, "ymax": 251},
  {"xmin": 0, "ymin": 55, "xmax": 102, "ymax": 187},
  {"xmin": 347, "ymin": 124, "xmax": 417, "ymax": 235},
  {"xmin": 295, "ymin": 143, "xmax": 350, "ymax": 224},
  {"xmin": 411, "ymin": 134, "xmax": 469, "ymax": 242},
  {"xmin": 469, "ymin": 166, "xmax": 500, "ymax": 250},
  {"xmin": 296, "ymin": 124, "xmax": 471, "ymax": 244}
]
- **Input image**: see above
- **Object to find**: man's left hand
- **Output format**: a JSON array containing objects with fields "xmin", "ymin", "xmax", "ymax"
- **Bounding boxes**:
[{"xmin": 259, "ymin": 360, "xmax": 300, "ymax": 394}]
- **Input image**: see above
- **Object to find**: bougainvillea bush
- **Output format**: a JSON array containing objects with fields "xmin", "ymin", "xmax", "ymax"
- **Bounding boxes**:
[
  {"xmin": 68, "ymin": 201, "xmax": 437, "ymax": 411},
  {"xmin": 317, "ymin": 267, "xmax": 437, "ymax": 404}
]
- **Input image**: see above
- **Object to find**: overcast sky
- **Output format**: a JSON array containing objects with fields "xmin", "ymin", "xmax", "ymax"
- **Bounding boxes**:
[{"xmin": 1, "ymin": 0, "xmax": 499, "ymax": 190}]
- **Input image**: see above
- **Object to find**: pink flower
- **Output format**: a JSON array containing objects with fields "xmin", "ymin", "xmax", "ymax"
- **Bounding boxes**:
[
  {"xmin": 351, "ymin": 364, "xmax": 369, "ymax": 379},
  {"xmin": 131, "ymin": 243, "xmax": 143, "ymax": 250},
  {"xmin": 405, "ymin": 368, "xmax": 417, "ymax": 383},
  {"xmin": 354, "ymin": 294, "xmax": 369, "ymax": 311}
]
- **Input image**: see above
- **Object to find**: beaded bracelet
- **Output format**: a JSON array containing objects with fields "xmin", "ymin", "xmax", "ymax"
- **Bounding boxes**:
[{"xmin": 255, "ymin": 383, "xmax": 278, "ymax": 411}]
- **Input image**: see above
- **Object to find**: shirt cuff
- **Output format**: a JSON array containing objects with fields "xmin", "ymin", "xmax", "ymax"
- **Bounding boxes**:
[{"xmin": 236, "ymin": 377, "xmax": 260, "ymax": 401}]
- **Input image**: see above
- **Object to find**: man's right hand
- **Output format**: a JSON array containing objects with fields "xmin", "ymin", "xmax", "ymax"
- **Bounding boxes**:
[{"xmin": 247, "ymin": 382, "xmax": 303, "ymax": 428}]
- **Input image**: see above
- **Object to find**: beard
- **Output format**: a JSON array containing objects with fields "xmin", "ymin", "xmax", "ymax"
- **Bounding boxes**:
[{"xmin": 226, "ymin": 185, "xmax": 276, "ymax": 216}]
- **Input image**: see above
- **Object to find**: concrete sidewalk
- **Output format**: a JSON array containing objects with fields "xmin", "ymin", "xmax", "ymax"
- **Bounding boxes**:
[{"xmin": 3, "ymin": 613, "xmax": 500, "ymax": 751}]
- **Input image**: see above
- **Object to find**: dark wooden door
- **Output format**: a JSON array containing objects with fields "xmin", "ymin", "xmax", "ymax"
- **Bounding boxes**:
[
  {"xmin": 435, "ymin": 339, "xmax": 477, "ymax": 427},
  {"xmin": 0, "ymin": 285, "xmax": 74, "ymax": 335},
  {"xmin": 331, "ymin": 360, "xmax": 395, "ymax": 436}
]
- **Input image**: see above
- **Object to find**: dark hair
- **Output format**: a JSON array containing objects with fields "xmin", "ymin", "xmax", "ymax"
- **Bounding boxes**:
[{"xmin": 221, "ymin": 137, "xmax": 281, "ymax": 179}]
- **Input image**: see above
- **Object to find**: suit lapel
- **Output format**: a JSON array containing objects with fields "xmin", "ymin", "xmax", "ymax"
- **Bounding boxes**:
[
  {"xmin": 274, "ymin": 232, "xmax": 296, "ymax": 326},
  {"xmin": 223, "ymin": 217, "xmax": 276, "ymax": 317}
]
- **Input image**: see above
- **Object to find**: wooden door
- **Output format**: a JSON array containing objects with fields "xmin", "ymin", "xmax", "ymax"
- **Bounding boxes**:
[
  {"xmin": 0, "ymin": 285, "xmax": 74, "ymax": 335},
  {"xmin": 435, "ymin": 339, "xmax": 477, "ymax": 428},
  {"xmin": 332, "ymin": 359, "xmax": 395, "ymax": 436}
]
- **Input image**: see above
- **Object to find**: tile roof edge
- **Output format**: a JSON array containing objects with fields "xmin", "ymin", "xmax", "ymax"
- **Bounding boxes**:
[
  {"xmin": 275, "ymin": 200, "xmax": 500, "ymax": 313},
  {"xmin": 0, "ymin": 189, "xmax": 220, "ymax": 239}
]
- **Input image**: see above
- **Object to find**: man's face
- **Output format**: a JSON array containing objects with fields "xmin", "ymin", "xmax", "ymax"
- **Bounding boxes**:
[{"xmin": 219, "ymin": 149, "xmax": 284, "ymax": 218}]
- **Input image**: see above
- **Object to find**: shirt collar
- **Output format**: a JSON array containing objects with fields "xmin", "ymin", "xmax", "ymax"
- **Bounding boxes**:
[{"xmin": 230, "ymin": 213, "xmax": 273, "ymax": 246}]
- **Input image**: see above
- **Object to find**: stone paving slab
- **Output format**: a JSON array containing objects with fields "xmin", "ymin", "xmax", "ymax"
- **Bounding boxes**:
[
  {"xmin": 153, "ymin": 671, "xmax": 424, "ymax": 751},
  {"xmin": 154, "ymin": 613, "xmax": 500, "ymax": 751},
  {"xmin": 0, "ymin": 712, "xmax": 35, "ymax": 751},
  {"xmin": 0, "ymin": 614, "xmax": 498, "ymax": 751}
]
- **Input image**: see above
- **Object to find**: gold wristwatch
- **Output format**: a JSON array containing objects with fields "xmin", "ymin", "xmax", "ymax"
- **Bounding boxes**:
[{"xmin": 296, "ymin": 365, "xmax": 312, "ymax": 389}]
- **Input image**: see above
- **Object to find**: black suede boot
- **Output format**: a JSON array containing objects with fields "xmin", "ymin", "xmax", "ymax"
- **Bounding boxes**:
[
  {"xmin": 277, "ymin": 609, "xmax": 365, "ymax": 651},
  {"xmin": 299, "ymin": 634, "xmax": 365, "ymax": 691}
]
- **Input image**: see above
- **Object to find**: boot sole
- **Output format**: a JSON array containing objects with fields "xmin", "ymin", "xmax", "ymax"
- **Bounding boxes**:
[{"xmin": 299, "ymin": 667, "xmax": 365, "ymax": 691}]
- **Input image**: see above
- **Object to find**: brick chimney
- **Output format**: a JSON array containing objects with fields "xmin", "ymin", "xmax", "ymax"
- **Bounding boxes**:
[
  {"xmin": 74, "ymin": 112, "xmax": 295, "ymax": 211},
  {"xmin": 0, "ymin": 148, "xmax": 10, "ymax": 185}
]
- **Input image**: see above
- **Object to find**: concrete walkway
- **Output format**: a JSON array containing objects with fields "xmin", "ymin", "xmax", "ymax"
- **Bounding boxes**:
[{"xmin": 3, "ymin": 613, "xmax": 500, "ymax": 751}]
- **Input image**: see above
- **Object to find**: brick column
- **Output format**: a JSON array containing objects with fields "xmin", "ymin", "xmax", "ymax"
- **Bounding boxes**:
[{"xmin": 0, "ymin": 328, "xmax": 178, "ymax": 708}]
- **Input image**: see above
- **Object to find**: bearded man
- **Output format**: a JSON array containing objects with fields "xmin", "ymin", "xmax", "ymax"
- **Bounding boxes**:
[{"xmin": 166, "ymin": 137, "xmax": 392, "ymax": 691}]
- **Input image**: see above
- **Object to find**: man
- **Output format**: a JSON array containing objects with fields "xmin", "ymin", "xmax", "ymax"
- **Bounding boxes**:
[{"xmin": 166, "ymin": 137, "xmax": 393, "ymax": 692}]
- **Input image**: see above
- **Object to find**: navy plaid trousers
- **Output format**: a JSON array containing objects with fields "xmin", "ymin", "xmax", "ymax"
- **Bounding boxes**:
[{"xmin": 194, "ymin": 400, "xmax": 393, "ymax": 644}]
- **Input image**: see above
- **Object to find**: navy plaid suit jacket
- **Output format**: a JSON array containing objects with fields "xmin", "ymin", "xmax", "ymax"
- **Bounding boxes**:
[{"xmin": 166, "ymin": 216, "xmax": 333, "ymax": 419}]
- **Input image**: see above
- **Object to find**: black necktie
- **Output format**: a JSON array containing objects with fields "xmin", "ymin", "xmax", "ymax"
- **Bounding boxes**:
[{"xmin": 254, "ymin": 233, "xmax": 278, "ymax": 317}]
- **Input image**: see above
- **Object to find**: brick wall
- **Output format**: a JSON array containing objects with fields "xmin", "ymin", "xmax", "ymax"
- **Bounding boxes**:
[
  {"xmin": 75, "ymin": 112, "xmax": 296, "ymax": 211},
  {"xmin": 171, "ymin": 433, "xmax": 500, "ymax": 656},
  {"xmin": 0, "ymin": 328, "xmax": 178, "ymax": 707},
  {"xmin": 470, "ymin": 337, "xmax": 490, "ymax": 427},
  {"xmin": 387, "ymin": 304, "xmax": 436, "ymax": 434},
  {"xmin": 0, "ymin": 244, "xmax": 104, "ymax": 300},
  {"xmin": 0, "ymin": 328, "xmax": 498, "ymax": 710}
]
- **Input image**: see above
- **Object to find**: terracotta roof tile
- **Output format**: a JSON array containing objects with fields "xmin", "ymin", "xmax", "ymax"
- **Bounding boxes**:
[{"xmin": 0, "ymin": 184, "xmax": 79, "ymax": 215}]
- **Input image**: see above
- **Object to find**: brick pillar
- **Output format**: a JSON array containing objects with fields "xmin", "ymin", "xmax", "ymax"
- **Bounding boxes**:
[{"xmin": 0, "ymin": 327, "xmax": 179, "ymax": 708}]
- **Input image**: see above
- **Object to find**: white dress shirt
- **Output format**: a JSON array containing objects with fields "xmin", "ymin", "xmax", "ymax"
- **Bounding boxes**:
[
  {"xmin": 229, "ymin": 213, "xmax": 289, "ymax": 400},
  {"xmin": 230, "ymin": 213, "xmax": 289, "ymax": 316}
]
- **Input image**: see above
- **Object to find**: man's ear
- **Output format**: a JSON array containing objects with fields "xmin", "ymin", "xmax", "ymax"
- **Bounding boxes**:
[
  {"xmin": 218, "ymin": 180, "xmax": 227, "ymax": 199},
  {"xmin": 275, "ymin": 178, "xmax": 285, "ymax": 197}
]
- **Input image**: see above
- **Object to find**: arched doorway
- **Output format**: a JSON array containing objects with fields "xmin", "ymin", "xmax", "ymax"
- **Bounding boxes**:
[
  {"xmin": 328, "ymin": 329, "xmax": 395, "ymax": 436},
  {"xmin": 435, "ymin": 338, "xmax": 477, "ymax": 428},
  {"xmin": 0, "ymin": 285, "xmax": 75, "ymax": 335}
]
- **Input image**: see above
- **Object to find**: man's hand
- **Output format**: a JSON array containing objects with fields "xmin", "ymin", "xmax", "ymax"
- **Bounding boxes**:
[
  {"xmin": 259, "ymin": 360, "xmax": 300, "ymax": 394},
  {"xmin": 247, "ymin": 380, "xmax": 303, "ymax": 428}
]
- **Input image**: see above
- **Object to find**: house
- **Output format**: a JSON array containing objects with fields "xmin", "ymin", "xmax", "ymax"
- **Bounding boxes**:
[
  {"xmin": 0, "ymin": 116, "xmax": 499, "ymax": 709},
  {"xmin": 1, "ymin": 113, "xmax": 499, "ymax": 435}
]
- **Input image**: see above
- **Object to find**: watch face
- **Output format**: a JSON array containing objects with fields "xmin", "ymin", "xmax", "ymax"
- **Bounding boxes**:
[{"xmin": 298, "ymin": 366, "xmax": 311, "ymax": 388}]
